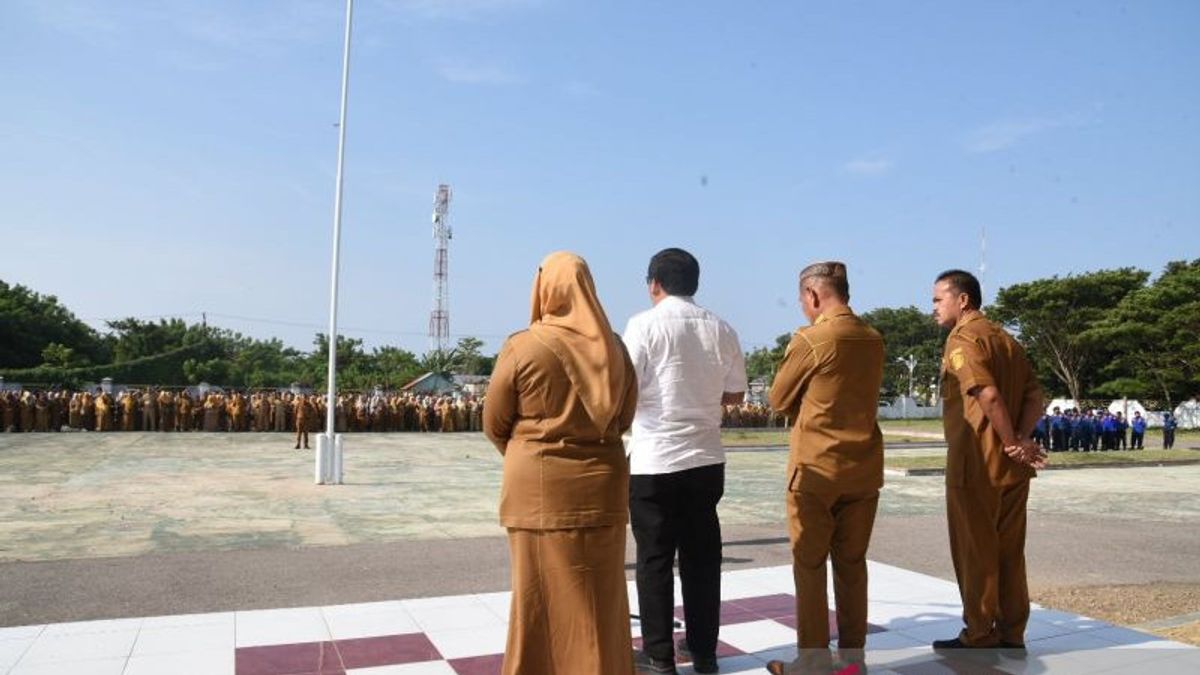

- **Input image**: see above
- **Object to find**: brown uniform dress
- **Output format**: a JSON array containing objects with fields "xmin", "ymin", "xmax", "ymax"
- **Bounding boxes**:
[
  {"xmin": 941, "ymin": 312, "xmax": 1040, "ymax": 647},
  {"xmin": 484, "ymin": 252, "xmax": 638, "ymax": 675},
  {"xmin": 768, "ymin": 306, "xmax": 885, "ymax": 650}
]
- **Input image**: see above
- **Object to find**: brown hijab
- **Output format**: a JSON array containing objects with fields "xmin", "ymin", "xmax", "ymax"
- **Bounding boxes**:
[{"xmin": 528, "ymin": 251, "xmax": 627, "ymax": 432}]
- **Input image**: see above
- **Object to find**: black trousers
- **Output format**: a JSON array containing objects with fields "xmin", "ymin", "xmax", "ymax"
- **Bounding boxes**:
[
  {"xmin": 1131, "ymin": 431, "xmax": 1144, "ymax": 449},
  {"xmin": 630, "ymin": 462, "xmax": 725, "ymax": 662}
]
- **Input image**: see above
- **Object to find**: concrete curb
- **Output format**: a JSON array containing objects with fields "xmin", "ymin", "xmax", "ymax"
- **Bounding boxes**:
[{"xmin": 886, "ymin": 458, "xmax": 1200, "ymax": 477}]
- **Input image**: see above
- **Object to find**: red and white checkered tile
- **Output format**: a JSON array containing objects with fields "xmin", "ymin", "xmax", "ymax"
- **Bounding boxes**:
[{"xmin": 1, "ymin": 563, "xmax": 1195, "ymax": 674}]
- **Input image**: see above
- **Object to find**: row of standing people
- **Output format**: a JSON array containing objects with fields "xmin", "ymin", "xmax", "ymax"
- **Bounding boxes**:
[
  {"xmin": 1034, "ymin": 407, "xmax": 1171, "ymax": 451},
  {"xmin": 0, "ymin": 389, "xmax": 484, "ymax": 436},
  {"xmin": 483, "ymin": 250, "xmax": 1046, "ymax": 675}
]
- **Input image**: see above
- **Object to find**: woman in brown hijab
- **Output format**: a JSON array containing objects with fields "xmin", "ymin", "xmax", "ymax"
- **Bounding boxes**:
[{"xmin": 485, "ymin": 252, "xmax": 639, "ymax": 675}]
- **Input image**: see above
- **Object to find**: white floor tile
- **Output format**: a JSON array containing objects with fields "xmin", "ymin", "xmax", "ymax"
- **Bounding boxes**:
[
  {"xmin": 0, "ymin": 626, "xmax": 44, "ymax": 642},
  {"xmin": 424, "ymin": 623, "xmax": 509, "ymax": 659},
  {"xmin": 890, "ymin": 617, "xmax": 964, "ymax": 643},
  {"xmin": 863, "ymin": 631, "xmax": 926, "ymax": 651},
  {"xmin": 704, "ymin": 653, "xmax": 770, "ymax": 673},
  {"xmin": 140, "ymin": 611, "xmax": 234, "ymax": 630},
  {"xmin": 16, "ymin": 630, "xmax": 138, "ymax": 664},
  {"xmin": 717, "ymin": 619, "xmax": 797, "ymax": 653},
  {"xmin": 1022, "ymin": 618, "xmax": 1078, "ymax": 642},
  {"xmin": 472, "ymin": 591, "xmax": 513, "ymax": 621},
  {"xmin": 132, "ymin": 623, "xmax": 234, "ymax": 656},
  {"xmin": 322, "ymin": 602, "xmax": 420, "ymax": 640},
  {"xmin": 1088, "ymin": 625, "xmax": 1185, "ymax": 648},
  {"xmin": 0, "ymin": 639, "xmax": 35, "ymax": 670},
  {"xmin": 234, "ymin": 606, "xmax": 330, "ymax": 647},
  {"xmin": 8, "ymin": 656, "xmax": 128, "ymax": 675},
  {"xmin": 122, "ymin": 649, "xmax": 234, "ymax": 675},
  {"xmin": 400, "ymin": 593, "xmax": 480, "ymax": 612},
  {"xmin": 406, "ymin": 603, "xmax": 504, "ymax": 633},
  {"xmin": 40, "ymin": 617, "xmax": 143, "ymax": 638}
]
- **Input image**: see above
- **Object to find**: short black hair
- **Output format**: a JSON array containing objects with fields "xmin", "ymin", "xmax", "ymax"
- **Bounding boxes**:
[
  {"xmin": 936, "ymin": 269, "xmax": 982, "ymax": 310},
  {"xmin": 647, "ymin": 248, "xmax": 700, "ymax": 296}
]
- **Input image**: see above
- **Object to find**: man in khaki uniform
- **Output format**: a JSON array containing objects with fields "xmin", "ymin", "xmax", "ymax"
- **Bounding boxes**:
[
  {"xmin": 177, "ymin": 391, "xmax": 193, "ymax": 431},
  {"xmin": 766, "ymin": 262, "xmax": 884, "ymax": 675},
  {"xmin": 294, "ymin": 394, "xmax": 313, "ymax": 449},
  {"xmin": 273, "ymin": 394, "xmax": 289, "ymax": 432},
  {"xmin": 142, "ymin": 390, "xmax": 158, "ymax": 431},
  {"xmin": 930, "ymin": 270, "xmax": 1046, "ymax": 652},
  {"xmin": 94, "ymin": 390, "xmax": 113, "ymax": 432},
  {"xmin": 158, "ymin": 390, "xmax": 175, "ymax": 432}
]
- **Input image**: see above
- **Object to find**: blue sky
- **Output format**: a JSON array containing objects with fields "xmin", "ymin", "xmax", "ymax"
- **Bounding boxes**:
[{"xmin": 2, "ymin": 0, "xmax": 1197, "ymax": 354}]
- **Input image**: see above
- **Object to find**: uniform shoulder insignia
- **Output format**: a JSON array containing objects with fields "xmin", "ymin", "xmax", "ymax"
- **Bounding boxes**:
[{"xmin": 949, "ymin": 346, "xmax": 966, "ymax": 371}]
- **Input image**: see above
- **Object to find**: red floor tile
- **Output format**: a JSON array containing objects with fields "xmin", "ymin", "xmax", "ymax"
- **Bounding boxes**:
[
  {"xmin": 235, "ymin": 641, "xmax": 343, "ymax": 675},
  {"xmin": 449, "ymin": 653, "xmax": 506, "ymax": 674},
  {"xmin": 334, "ymin": 633, "xmax": 442, "ymax": 669}
]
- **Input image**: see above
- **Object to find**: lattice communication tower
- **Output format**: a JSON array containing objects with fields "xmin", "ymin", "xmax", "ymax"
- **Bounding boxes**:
[{"xmin": 429, "ymin": 185, "xmax": 452, "ymax": 352}]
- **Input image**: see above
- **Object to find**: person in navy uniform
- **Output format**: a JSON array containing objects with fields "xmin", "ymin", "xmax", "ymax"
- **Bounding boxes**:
[
  {"xmin": 1090, "ymin": 411, "xmax": 1103, "ymax": 451},
  {"xmin": 1034, "ymin": 414, "xmax": 1050, "ymax": 449},
  {"xmin": 1130, "ymin": 412, "xmax": 1147, "ymax": 450},
  {"xmin": 1050, "ymin": 407, "xmax": 1066, "ymax": 451},
  {"xmin": 1101, "ymin": 413, "xmax": 1118, "ymax": 451},
  {"xmin": 1115, "ymin": 412, "xmax": 1128, "ymax": 450},
  {"xmin": 1078, "ymin": 410, "xmax": 1094, "ymax": 452},
  {"xmin": 1163, "ymin": 412, "xmax": 1178, "ymax": 450},
  {"xmin": 1068, "ymin": 410, "xmax": 1083, "ymax": 451}
]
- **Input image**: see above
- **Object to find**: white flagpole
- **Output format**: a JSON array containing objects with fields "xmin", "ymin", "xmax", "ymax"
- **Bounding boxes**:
[{"xmin": 319, "ymin": 0, "xmax": 354, "ymax": 485}]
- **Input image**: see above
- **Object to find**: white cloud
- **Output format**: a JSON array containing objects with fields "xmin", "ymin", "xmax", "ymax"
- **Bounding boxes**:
[
  {"xmin": 436, "ymin": 62, "xmax": 525, "ymax": 85},
  {"xmin": 843, "ymin": 158, "xmax": 894, "ymax": 175},
  {"xmin": 965, "ymin": 114, "xmax": 1086, "ymax": 153}
]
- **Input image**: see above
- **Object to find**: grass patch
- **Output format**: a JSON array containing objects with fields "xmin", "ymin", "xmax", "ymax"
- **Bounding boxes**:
[
  {"xmin": 885, "ymin": 448, "xmax": 1200, "ymax": 470},
  {"xmin": 720, "ymin": 429, "xmax": 939, "ymax": 447},
  {"xmin": 721, "ymin": 429, "xmax": 789, "ymax": 447}
]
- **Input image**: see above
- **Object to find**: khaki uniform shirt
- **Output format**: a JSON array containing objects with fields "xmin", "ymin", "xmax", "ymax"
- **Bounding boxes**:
[
  {"xmin": 484, "ymin": 330, "xmax": 638, "ymax": 530},
  {"xmin": 941, "ymin": 313, "xmax": 1040, "ymax": 487},
  {"xmin": 768, "ymin": 307, "xmax": 885, "ymax": 495}
]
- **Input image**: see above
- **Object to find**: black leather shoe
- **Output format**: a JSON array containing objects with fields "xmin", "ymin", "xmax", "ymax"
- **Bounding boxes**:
[
  {"xmin": 676, "ymin": 637, "xmax": 718, "ymax": 673},
  {"xmin": 931, "ymin": 637, "xmax": 971, "ymax": 650},
  {"xmin": 998, "ymin": 641, "xmax": 1026, "ymax": 650},
  {"xmin": 634, "ymin": 649, "xmax": 678, "ymax": 674}
]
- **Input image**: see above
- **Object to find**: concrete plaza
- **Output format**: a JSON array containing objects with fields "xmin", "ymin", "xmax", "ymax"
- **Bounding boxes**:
[{"xmin": 1, "ymin": 432, "xmax": 1198, "ymax": 673}]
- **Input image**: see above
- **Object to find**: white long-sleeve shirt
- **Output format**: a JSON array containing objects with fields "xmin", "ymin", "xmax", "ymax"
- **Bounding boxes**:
[{"xmin": 622, "ymin": 295, "xmax": 748, "ymax": 475}]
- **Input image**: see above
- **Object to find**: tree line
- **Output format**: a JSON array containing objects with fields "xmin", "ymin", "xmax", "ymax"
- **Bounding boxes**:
[
  {"xmin": 747, "ymin": 259, "xmax": 1198, "ymax": 408},
  {"xmin": 0, "ymin": 280, "xmax": 491, "ymax": 390},
  {"xmin": 3, "ymin": 259, "xmax": 1197, "ymax": 405}
]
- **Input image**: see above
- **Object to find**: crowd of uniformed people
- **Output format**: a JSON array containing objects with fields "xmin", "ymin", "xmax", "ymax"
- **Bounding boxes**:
[
  {"xmin": 1033, "ymin": 406, "xmax": 1162, "ymax": 451},
  {"xmin": 0, "ymin": 387, "xmax": 486, "ymax": 438},
  {"xmin": 0, "ymin": 387, "xmax": 797, "ymax": 436}
]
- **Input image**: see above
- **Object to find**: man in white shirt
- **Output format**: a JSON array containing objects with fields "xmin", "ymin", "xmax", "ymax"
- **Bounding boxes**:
[{"xmin": 625, "ymin": 248, "xmax": 748, "ymax": 675}]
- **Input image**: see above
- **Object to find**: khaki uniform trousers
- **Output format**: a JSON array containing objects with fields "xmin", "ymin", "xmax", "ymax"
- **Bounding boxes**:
[
  {"xmin": 946, "ymin": 481, "xmax": 1030, "ymax": 646},
  {"xmin": 503, "ymin": 525, "xmax": 634, "ymax": 675},
  {"xmin": 787, "ymin": 489, "xmax": 879, "ymax": 649}
]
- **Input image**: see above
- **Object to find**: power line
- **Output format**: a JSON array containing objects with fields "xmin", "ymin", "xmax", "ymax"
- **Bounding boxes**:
[{"xmin": 82, "ymin": 311, "xmax": 510, "ymax": 340}]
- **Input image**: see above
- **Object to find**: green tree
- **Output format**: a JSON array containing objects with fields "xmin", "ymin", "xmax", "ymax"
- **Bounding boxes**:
[
  {"xmin": 1083, "ymin": 259, "xmax": 1200, "ymax": 407},
  {"xmin": 860, "ymin": 306, "xmax": 945, "ymax": 400},
  {"xmin": 989, "ymin": 268, "xmax": 1149, "ymax": 402},
  {"xmin": 0, "ymin": 280, "xmax": 108, "ymax": 368},
  {"xmin": 745, "ymin": 334, "xmax": 791, "ymax": 382},
  {"xmin": 40, "ymin": 342, "xmax": 84, "ymax": 369}
]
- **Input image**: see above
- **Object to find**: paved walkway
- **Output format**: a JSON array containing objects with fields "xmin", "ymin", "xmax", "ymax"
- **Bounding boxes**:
[{"xmin": 2, "ymin": 562, "xmax": 1196, "ymax": 674}]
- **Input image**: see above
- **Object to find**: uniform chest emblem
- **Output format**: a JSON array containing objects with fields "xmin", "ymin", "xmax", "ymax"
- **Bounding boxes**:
[{"xmin": 950, "ymin": 347, "xmax": 965, "ymax": 371}]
